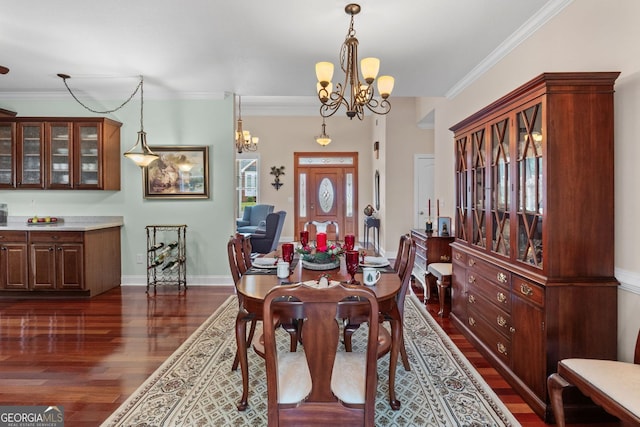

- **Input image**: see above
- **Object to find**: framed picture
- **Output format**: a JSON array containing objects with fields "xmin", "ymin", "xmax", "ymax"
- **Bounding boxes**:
[
  {"xmin": 437, "ymin": 217, "xmax": 451, "ymax": 237},
  {"xmin": 143, "ymin": 146, "xmax": 209, "ymax": 199}
]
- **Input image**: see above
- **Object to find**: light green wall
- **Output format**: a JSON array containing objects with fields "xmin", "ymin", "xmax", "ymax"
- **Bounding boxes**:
[{"xmin": 1, "ymin": 96, "xmax": 235, "ymax": 284}]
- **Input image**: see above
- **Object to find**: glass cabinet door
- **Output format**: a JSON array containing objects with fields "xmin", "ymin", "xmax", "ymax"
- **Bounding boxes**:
[
  {"xmin": 490, "ymin": 117, "xmax": 510, "ymax": 257},
  {"xmin": 455, "ymin": 135, "xmax": 469, "ymax": 242},
  {"xmin": 516, "ymin": 102, "xmax": 543, "ymax": 268},
  {"xmin": 76, "ymin": 123, "xmax": 101, "ymax": 187},
  {"xmin": 18, "ymin": 123, "xmax": 44, "ymax": 187},
  {"xmin": 0, "ymin": 124, "xmax": 14, "ymax": 186},
  {"xmin": 48, "ymin": 123, "xmax": 72, "ymax": 187},
  {"xmin": 471, "ymin": 128, "xmax": 486, "ymax": 249}
]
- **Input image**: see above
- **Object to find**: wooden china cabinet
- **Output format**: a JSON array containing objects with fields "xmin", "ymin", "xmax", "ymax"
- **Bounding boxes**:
[
  {"xmin": 449, "ymin": 72, "xmax": 619, "ymax": 422},
  {"xmin": 0, "ymin": 117, "xmax": 121, "ymax": 190}
]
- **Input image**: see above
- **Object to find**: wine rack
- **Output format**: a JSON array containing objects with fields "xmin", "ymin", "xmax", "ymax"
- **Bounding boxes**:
[{"xmin": 146, "ymin": 225, "xmax": 187, "ymax": 291}]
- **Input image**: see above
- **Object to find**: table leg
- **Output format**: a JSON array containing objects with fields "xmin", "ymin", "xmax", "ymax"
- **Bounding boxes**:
[
  {"xmin": 235, "ymin": 310, "xmax": 251, "ymax": 411},
  {"xmin": 389, "ymin": 307, "xmax": 402, "ymax": 410}
]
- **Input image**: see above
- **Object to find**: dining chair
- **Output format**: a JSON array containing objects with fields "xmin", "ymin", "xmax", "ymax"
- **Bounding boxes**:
[
  {"xmin": 262, "ymin": 282, "xmax": 380, "ymax": 426},
  {"xmin": 344, "ymin": 234, "xmax": 415, "ymax": 373},
  {"xmin": 228, "ymin": 233, "xmax": 299, "ymax": 373},
  {"xmin": 304, "ymin": 220, "xmax": 340, "ymax": 241},
  {"xmin": 227, "ymin": 234, "xmax": 257, "ymax": 371}
]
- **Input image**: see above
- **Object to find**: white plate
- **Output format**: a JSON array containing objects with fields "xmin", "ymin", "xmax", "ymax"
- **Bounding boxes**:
[
  {"xmin": 253, "ymin": 257, "xmax": 278, "ymax": 268},
  {"xmin": 360, "ymin": 256, "xmax": 390, "ymax": 267}
]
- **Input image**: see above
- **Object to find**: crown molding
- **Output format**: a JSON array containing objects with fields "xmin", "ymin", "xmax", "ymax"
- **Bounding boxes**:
[{"xmin": 445, "ymin": 0, "xmax": 574, "ymax": 99}]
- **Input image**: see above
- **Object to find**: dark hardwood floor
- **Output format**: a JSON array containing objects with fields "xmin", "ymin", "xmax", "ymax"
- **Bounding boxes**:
[{"xmin": 0, "ymin": 284, "xmax": 621, "ymax": 426}]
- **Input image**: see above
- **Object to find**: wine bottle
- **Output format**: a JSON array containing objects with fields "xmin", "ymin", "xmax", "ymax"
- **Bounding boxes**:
[
  {"xmin": 148, "ymin": 242, "xmax": 165, "ymax": 252},
  {"xmin": 162, "ymin": 259, "xmax": 178, "ymax": 271},
  {"xmin": 151, "ymin": 251, "xmax": 167, "ymax": 266},
  {"xmin": 148, "ymin": 258, "xmax": 163, "ymax": 269},
  {"xmin": 155, "ymin": 241, "xmax": 178, "ymax": 257}
]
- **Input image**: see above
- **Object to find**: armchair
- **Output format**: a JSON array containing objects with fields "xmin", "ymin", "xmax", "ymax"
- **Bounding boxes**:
[
  {"xmin": 250, "ymin": 211, "xmax": 286, "ymax": 254},
  {"xmin": 236, "ymin": 204, "xmax": 274, "ymax": 234}
]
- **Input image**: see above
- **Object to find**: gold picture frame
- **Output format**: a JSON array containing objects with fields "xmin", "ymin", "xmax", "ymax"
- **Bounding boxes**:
[{"xmin": 143, "ymin": 146, "xmax": 209, "ymax": 199}]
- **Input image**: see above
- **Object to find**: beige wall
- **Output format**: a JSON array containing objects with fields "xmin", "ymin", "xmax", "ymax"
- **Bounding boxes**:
[
  {"xmin": 432, "ymin": 0, "xmax": 640, "ymax": 361},
  {"xmin": 246, "ymin": 98, "xmax": 433, "ymax": 256}
]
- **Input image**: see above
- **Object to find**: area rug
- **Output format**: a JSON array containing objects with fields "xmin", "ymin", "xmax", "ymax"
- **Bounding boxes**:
[{"xmin": 102, "ymin": 294, "xmax": 520, "ymax": 426}]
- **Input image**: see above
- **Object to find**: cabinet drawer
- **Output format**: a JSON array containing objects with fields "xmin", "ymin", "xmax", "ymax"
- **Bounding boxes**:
[
  {"xmin": 452, "ymin": 248, "xmax": 466, "ymax": 267},
  {"xmin": 512, "ymin": 277, "xmax": 544, "ymax": 307},
  {"xmin": 467, "ymin": 272, "xmax": 511, "ymax": 312},
  {"xmin": 467, "ymin": 293, "xmax": 512, "ymax": 339},
  {"xmin": 466, "ymin": 255, "xmax": 510, "ymax": 290},
  {"xmin": 0, "ymin": 231, "xmax": 27, "ymax": 242},
  {"xmin": 29, "ymin": 231, "xmax": 83, "ymax": 243},
  {"xmin": 466, "ymin": 312, "xmax": 511, "ymax": 365}
]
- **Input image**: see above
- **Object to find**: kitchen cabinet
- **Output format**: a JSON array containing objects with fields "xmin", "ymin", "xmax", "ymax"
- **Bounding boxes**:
[
  {"xmin": 0, "ymin": 231, "xmax": 28, "ymax": 290},
  {"xmin": 30, "ymin": 231, "xmax": 83, "ymax": 290},
  {"xmin": 449, "ymin": 72, "xmax": 619, "ymax": 422},
  {"xmin": 0, "ymin": 117, "xmax": 121, "ymax": 190}
]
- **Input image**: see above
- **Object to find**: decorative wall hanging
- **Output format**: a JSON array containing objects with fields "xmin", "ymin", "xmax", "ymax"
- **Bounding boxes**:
[
  {"xmin": 143, "ymin": 146, "xmax": 209, "ymax": 199},
  {"xmin": 270, "ymin": 166, "xmax": 285, "ymax": 190}
]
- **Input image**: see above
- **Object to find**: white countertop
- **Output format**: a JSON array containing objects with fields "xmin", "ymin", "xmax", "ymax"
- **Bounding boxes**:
[{"xmin": 1, "ymin": 216, "xmax": 124, "ymax": 231}]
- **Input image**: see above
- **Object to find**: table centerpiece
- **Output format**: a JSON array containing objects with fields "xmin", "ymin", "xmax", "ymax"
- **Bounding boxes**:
[{"xmin": 296, "ymin": 236, "xmax": 343, "ymax": 271}]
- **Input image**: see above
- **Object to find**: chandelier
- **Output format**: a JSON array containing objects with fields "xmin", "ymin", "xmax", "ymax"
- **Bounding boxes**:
[
  {"xmin": 235, "ymin": 95, "xmax": 258, "ymax": 153},
  {"xmin": 315, "ymin": 118, "xmax": 332, "ymax": 146},
  {"xmin": 315, "ymin": 3, "xmax": 394, "ymax": 120},
  {"xmin": 58, "ymin": 74, "xmax": 158, "ymax": 167}
]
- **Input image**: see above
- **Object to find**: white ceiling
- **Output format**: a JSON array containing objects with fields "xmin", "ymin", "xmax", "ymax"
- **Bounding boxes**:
[{"xmin": 0, "ymin": 0, "xmax": 568, "ymax": 113}]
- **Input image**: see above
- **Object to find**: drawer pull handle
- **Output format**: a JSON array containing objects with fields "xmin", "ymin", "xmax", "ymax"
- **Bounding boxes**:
[
  {"xmin": 497, "ymin": 342, "xmax": 507, "ymax": 355},
  {"xmin": 497, "ymin": 292, "xmax": 507, "ymax": 303},
  {"xmin": 455, "ymin": 253, "xmax": 462, "ymax": 260},
  {"xmin": 510, "ymin": 327, "xmax": 516, "ymax": 333},
  {"xmin": 48, "ymin": 247, "xmax": 54, "ymax": 252},
  {"xmin": 520, "ymin": 283, "xmax": 533, "ymax": 296},
  {"xmin": 468, "ymin": 294, "xmax": 476, "ymax": 304},
  {"xmin": 468, "ymin": 317, "xmax": 476, "ymax": 326},
  {"xmin": 497, "ymin": 272, "xmax": 507, "ymax": 283},
  {"xmin": 441, "ymin": 255, "xmax": 451, "ymax": 261},
  {"xmin": 468, "ymin": 275, "xmax": 475, "ymax": 284},
  {"xmin": 497, "ymin": 315, "xmax": 507, "ymax": 327},
  {"xmin": 0, "ymin": 247, "xmax": 6, "ymax": 251},
  {"xmin": 468, "ymin": 259, "xmax": 476, "ymax": 267}
]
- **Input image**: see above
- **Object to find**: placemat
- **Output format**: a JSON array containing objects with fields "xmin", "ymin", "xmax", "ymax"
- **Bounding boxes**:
[{"xmin": 245, "ymin": 258, "xmax": 299, "ymax": 275}]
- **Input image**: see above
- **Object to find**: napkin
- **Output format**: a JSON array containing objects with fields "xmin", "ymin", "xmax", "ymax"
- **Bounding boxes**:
[
  {"xmin": 253, "ymin": 257, "xmax": 278, "ymax": 267},
  {"xmin": 364, "ymin": 256, "xmax": 388, "ymax": 265}
]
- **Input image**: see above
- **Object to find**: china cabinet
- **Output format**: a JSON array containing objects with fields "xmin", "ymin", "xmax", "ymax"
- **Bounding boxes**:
[
  {"xmin": 449, "ymin": 72, "xmax": 619, "ymax": 422},
  {"xmin": 0, "ymin": 117, "xmax": 121, "ymax": 190}
]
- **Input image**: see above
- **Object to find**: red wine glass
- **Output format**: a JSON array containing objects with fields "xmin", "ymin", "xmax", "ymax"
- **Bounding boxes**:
[{"xmin": 346, "ymin": 250, "xmax": 359, "ymax": 284}]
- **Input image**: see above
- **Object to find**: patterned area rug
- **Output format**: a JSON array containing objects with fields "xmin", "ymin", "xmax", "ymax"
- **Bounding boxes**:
[{"xmin": 102, "ymin": 294, "xmax": 520, "ymax": 426}]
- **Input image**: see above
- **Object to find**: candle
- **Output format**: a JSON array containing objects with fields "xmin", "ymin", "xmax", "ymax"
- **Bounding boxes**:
[
  {"xmin": 428, "ymin": 199, "xmax": 431, "ymax": 217},
  {"xmin": 437, "ymin": 199, "xmax": 440, "ymax": 217},
  {"xmin": 316, "ymin": 232, "xmax": 327, "ymax": 250}
]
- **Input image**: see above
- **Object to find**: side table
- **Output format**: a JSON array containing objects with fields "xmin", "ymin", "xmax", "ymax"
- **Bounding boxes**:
[{"xmin": 363, "ymin": 216, "xmax": 380, "ymax": 253}]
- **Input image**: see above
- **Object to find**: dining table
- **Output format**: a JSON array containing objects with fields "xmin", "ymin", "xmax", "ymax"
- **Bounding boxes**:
[{"xmin": 234, "ymin": 250, "xmax": 404, "ymax": 412}]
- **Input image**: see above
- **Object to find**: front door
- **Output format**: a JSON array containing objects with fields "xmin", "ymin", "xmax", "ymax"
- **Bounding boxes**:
[{"xmin": 294, "ymin": 152, "xmax": 358, "ymax": 241}]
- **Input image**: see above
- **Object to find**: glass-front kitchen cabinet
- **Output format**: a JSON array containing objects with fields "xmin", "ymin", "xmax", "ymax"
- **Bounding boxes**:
[{"xmin": 0, "ymin": 117, "xmax": 121, "ymax": 190}]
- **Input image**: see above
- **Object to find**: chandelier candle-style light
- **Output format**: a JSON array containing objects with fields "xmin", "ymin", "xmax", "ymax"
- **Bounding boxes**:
[
  {"xmin": 235, "ymin": 95, "xmax": 258, "ymax": 153},
  {"xmin": 315, "ymin": 3, "xmax": 394, "ymax": 120},
  {"xmin": 315, "ymin": 118, "xmax": 332, "ymax": 146}
]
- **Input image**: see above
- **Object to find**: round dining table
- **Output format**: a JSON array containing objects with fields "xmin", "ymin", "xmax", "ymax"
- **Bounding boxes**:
[{"xmin": 234, "ymin": 255, "xmax": 404, "ymax": 411}]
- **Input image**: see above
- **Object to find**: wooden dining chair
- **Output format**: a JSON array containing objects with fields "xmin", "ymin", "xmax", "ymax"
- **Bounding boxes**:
[
  {"xmin": 304, "ymin": 220, "xmax": 340, "ymax": 241},
  {"xmin": 227, "ymin": 233, "xmax": 257, "ymax": 371},
  {"xmin": 262, "ymin": 282, "xmax": 380, "ymax": 426},
  {"xmin": 344, "ymin": 234, "xmax": 415, "ymax": 373}
]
